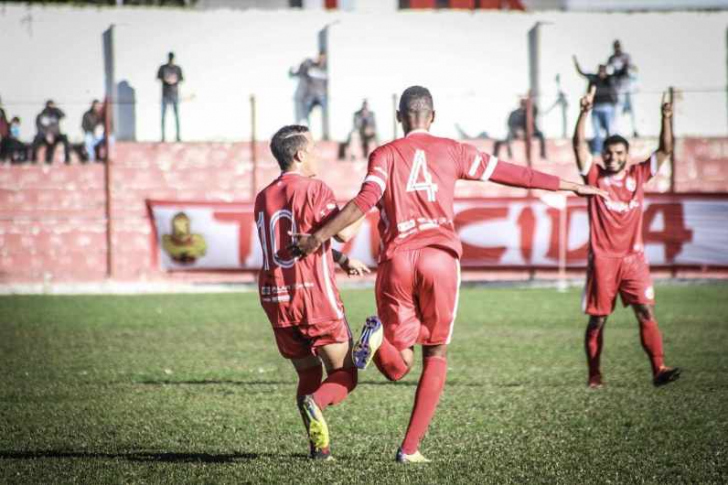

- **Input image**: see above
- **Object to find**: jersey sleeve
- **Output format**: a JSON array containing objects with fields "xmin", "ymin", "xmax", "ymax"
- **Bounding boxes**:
[
  {"xmin": 352, "ymin": 147, "xmax": 389, "ymax": 214},
  {"xmin": 634, "ymin": 153, "xmax": 658, "ymax": 182},
  {"xmin": 455, "ymin": 142, "xmax": 501, "ymax": 182},
  {"xmin": 309, "ymin": 182, "xmax": 340, "ymax": 228}
]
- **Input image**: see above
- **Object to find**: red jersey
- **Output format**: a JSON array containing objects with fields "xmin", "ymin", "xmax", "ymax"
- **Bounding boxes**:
[
  {"xmin": 255, "ymin": 172, "xmax": 344, "ymax": 328},
  {"xmin": 352, "ymin": 130, "xmax": 561, "ymax": 262},
  {"xmin": 582, "ymin": 154, "xmax": 657, "ymax": 258}
]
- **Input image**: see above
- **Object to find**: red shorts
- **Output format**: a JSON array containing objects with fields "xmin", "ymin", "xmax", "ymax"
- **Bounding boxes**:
[
  {"xmin": 272, "ymin": 318, "xmax": 352, "ymax": 360},
  {"xmin": 583, "ymin": 252, "xmax": 655, "ymax": 316},
  {"xmin": 375, "ymin": 247, "xmax": 461, "ymax": 351}
]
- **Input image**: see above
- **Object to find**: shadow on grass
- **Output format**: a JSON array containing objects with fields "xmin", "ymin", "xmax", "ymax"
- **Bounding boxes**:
[
  {"xmin": 136, "ymin": 379, "xmax": 506, "ymax": 388},
  {"xmin": 0, "ymin": 450, "xmax": 307, "ymax": 463}
]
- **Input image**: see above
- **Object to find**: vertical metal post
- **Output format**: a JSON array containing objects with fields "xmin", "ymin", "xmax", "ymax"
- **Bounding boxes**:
[
  {"xmin": 102, "ymin": 25, "xmax": 115, "ymax": 279},
  {"xmin": 525, "ymin": 92, "xmax": 534, "ymax": 168},
  {"xmin": 250, "ymin": 94, "xmax": 258, "ymax": 200},
  {"xmin": 668, "ymin": 86, "xmax": 676, "ymax": 194}
]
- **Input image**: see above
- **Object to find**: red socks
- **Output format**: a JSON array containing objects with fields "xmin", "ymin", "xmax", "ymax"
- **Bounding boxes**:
[
  {"xmin": 296, "ymin": 365, "xmax": 323, "ymax": 397},
  {"xmin": 401, "ymin": 355, "xmax": 447, "ymax": 455},
  {"xmin": 313, "ymin": 367, "xmax": 358, "ymax": 410},
  {"xmin": 585, "ymin": 325, "xmax": 604, "ymax": 381},
  {"xmin": 639, "ymin": 319, "xmax": 664, "ymax": 375},
  {"xmin": 374, "ymin": 337, "xmax": 411, "ymax": 382}
]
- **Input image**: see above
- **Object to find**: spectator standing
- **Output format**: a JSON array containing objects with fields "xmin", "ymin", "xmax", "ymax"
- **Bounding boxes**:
[
  {"xmin": 290, "ymin": 53, "xmax": 328, "ymax": 127},
  {"xmin": 607, "ymin": 40, "xmax": 639, "ymax": 137},
  {"xmin": 82, "ymin": 100, "xmax": 106, "ymax": 162},
  {"xmin": 157, "ymin": 52, "xmax": 183, "ymax": 142},
  {"xmin": 32, "ymin": 100, "xmax": 70, "ymax": 164},
  {"xmin": 0, "ymin": 117, "xmax": 29, "ymax": 163},
  {"xmin": 353, "ymin": 100, "xmax": 377, "ymax": 159},
  {"xmin": 0, "ymin": 98, "xmax": 9, "ymax": 141},
  {"xmin": 574, "ymin": 56, "xmax": 624, "ymax": 154},
  {"xmin": 493, "ymin": 98, "xmax": 547, "ymax": 160}
]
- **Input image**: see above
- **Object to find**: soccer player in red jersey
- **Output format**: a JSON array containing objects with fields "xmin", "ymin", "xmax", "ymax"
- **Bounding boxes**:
[
  {"xmin": 255, "ymin": 125, "xmax": 369, "ymax": 460},
  {"xmin": 573, "ymin": 86, "xmax": 681, "ymax": 388},
  {"xmin": 290, "ymin": 86, "xmax": 607, "ymax": 463}
]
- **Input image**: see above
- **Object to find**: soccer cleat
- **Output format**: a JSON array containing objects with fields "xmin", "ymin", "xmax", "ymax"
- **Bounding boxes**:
[
  {"xmin": 352, "ymin": 316, "xmax": 384, "ymax": 370},
  {"xmin": 653, "ymin": 366, "xmax": 681, "ymax": 387},
  {"xmin": 588, "ymin": 374, "xmax": 604, "ymax": 389},
  {"xmin": 309, "ymin": 443, "xmax": 334, "ymax": 461},
  {"xmin": 396, "ymin": 448, "xmax": 431, "ymax": 464},
  {"xmin": 297, "ymin": 395, "xmax": 330, "ymax": 455}
]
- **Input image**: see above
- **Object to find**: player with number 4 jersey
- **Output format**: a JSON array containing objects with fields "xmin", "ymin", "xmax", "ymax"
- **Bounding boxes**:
[{"xmin": 290, "ymin": 86, "xmax": 607, "ymax": 463}]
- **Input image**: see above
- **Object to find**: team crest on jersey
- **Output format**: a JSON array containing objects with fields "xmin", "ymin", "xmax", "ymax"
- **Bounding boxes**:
[
  {"xmin": 645, "ymin": 286, "xmax": 655, "ymax": 300},
  {"xmin": 626, "ymin": 177, "xmax": 636, "ymax": 191}
]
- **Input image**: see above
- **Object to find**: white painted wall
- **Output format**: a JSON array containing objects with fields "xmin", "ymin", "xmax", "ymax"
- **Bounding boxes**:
[{"xmin": 0, "ymin": 4, "xmax": 725, "ymax": 144}]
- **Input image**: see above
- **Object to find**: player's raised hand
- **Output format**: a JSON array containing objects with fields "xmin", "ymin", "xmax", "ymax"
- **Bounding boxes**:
[
  {"xmin": 580, "ymin": 85, "xmax": 596, "ymax": 113},
  {"xmin": 661, "ymin": 91, "xmax": 673, "ymax": 118},
  {"xmin": 288, "ymin": 232, "xmax": 322, "ymax": 258},
  {"xmin": 575, "ymin": 184, "xmax": 609, "ymax": 199},
  {"xmin": 340, "ymin": 257, "xmax": 371, "ymax": 277}
]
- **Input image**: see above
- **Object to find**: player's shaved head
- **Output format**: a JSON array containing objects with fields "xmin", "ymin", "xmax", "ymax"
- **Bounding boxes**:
[
  {"xmin": 270, "ymin": 125, "xmax": 310, "ymax": 171},
  {"xmin": 398, "ymin": 86, "xmax": 435, "ymax": 133},
  {"xmin": 399, "ymin": 86, "xmax": 434, "ymax": 115}
]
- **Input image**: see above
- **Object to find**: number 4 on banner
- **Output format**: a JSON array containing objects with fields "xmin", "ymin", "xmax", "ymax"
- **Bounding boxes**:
[{"xmin": 406, "ymin": 150, "xmax": 438, "ymax": 202}]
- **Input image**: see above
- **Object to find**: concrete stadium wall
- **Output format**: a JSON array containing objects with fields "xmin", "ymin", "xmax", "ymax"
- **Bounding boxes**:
[
  {"xmin": 0, "ymin": 5, "xmax": 726, "ymax": 145},
  {"xmin": 1, "ymin": 137, "xmax": 726, "ymax": 284}
]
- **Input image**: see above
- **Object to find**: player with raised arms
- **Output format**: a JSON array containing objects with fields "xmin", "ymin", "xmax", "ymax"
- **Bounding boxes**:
[
  {"xmin": 290, "ymin": 86, "xmax": 608, "ymax": 463},
  {"xmin": 255, "ymin": 125, "xmax": 369, "ymax": 460},
  {"xmin": 574, "ymin": 86, "xmax": 681, "ymax": 388}
]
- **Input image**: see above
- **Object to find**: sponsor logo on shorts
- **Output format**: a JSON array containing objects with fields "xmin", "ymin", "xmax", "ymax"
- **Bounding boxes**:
[{"xmin": 645, "ymin": 286, "xmax": 655, "ymax": 300}]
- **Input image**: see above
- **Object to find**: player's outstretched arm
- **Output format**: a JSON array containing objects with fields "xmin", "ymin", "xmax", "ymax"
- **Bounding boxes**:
[
  {"xmin": 558, "ymin": 179, "xmax": 609, "ymax": 198},
  {"xmin": 290, "ymin": 201, "xmax": 365, "ymax": 257},
  {"xmin": 573, "ymin": 85, "xmax": 595, "ymax": 175},
  {"xmin": 653, "ymin": 91, "xmax": 674, "ymax": 170},
  {"xmin": 333, "ymin": 212, "xmax": 366, "ymax": 243}
]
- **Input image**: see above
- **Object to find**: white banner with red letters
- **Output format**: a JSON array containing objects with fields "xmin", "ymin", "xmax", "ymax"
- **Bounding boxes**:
[{"xmin": 146, "ymin": 194, "xmax": 728, "ymax": 271}]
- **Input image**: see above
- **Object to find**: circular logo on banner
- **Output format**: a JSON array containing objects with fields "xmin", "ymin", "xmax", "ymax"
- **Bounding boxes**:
[{"xmin": 162, "ymin": 212, "xmax": 208, "ymax": 264}]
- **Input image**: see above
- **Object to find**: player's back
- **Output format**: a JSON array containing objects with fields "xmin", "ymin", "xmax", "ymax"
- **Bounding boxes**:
[
  {"xmin": 254, "ymin": 173, "xmax": 343, "ymax": 327},
  {"xmin": 371, "ymin": 131, "xmax": 466, "ymax": 261}
]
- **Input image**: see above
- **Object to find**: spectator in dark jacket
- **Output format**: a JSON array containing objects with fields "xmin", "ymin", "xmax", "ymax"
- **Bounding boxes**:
[
  {"xmin": 31, "ymin": 100, "xmax": 70, "ymax": 164},
  {"xmin": 82, "ymin": 100, "xmax": 106, "ymax": 162},
  {"xmin": 574, "ymin": 56, "xmax": 626, "ymax": 154},
  {"xmin": 157, "ymin": 52, "xmax": 183, "ymax": 142},
  {"xmin": 493, "ymin": 98, "xmax": 547, "ymax": 160},
  {"xmin": 1, "ymin": 117, "xmax": 29, "ymax": 163}
]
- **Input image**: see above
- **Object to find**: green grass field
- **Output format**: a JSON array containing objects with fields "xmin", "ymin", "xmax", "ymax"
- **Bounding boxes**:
[{"xmin": 1, "ymin": 284, "xmax": 727, "ymax": 484}]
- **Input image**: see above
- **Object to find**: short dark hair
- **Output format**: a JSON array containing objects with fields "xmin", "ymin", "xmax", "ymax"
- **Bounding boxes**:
[
  {"xmin": 399, "ymin": 86, "xmax": 434, "ymax": 115},
  {"xmin": 603, "ymin": 134, "xmax": 630, "ymax": 152},
  {"xmin": 270, "ymin": 125, "xmax": 309, "ymax": 171}
]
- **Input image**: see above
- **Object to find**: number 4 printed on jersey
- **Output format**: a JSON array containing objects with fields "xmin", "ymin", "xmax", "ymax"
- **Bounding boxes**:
[{"xmin": 406, "ymin": 149, "xmax": 438, "ymax": 202}]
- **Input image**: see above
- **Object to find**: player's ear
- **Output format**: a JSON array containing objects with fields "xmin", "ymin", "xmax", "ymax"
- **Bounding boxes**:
[
  {"xmin": 430, "ymin": 110, "xmax": 436, "ymax": 124},
  {"xmin": 396, "ymin": 110, "xmax": 402, "ymax": 123}
]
